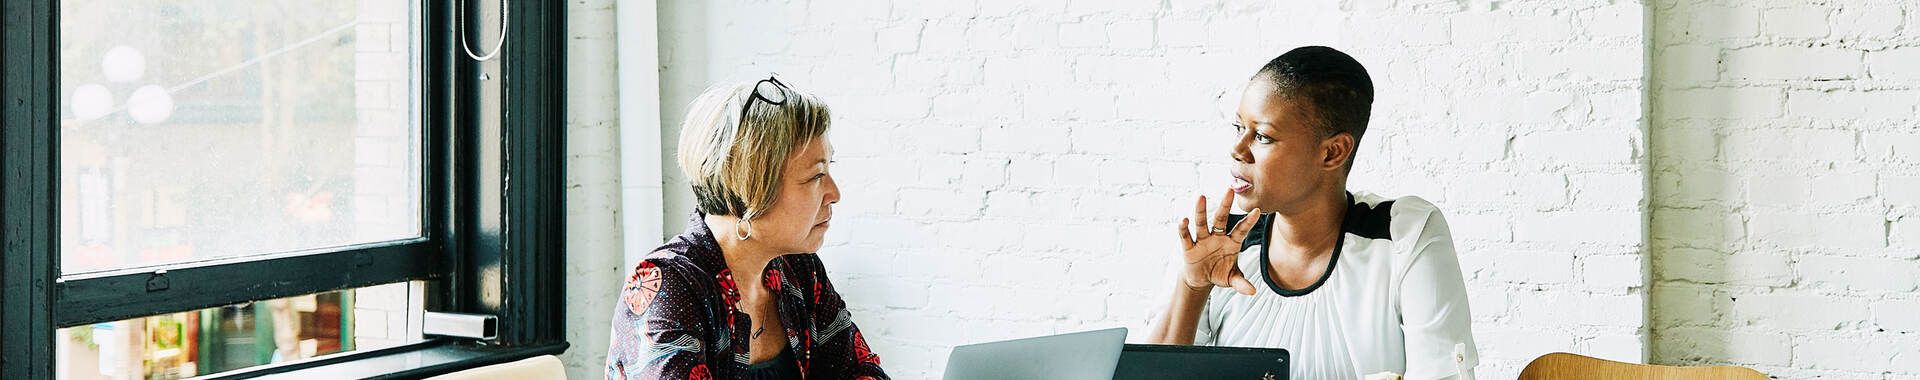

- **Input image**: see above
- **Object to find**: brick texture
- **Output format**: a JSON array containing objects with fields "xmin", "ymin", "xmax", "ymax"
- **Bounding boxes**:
[
  {"xmin": 1649, "ymin": 0, "xmax": 1920, "ymax": 379},
  {"xmin": 657, "ymin": 1, "xmax": 1649, "ymax": 379},
  {"xmin": 562, "ymin": 0, "xmax": 627, "ymax": 378},
  {"xmin": 626, "ymin": 0, "xmax": 1920, "ymax": 379}
]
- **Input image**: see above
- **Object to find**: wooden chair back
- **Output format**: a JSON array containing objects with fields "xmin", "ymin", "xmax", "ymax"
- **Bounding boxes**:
[{"xmin": 1517, "ymin": 352, "xmax": 1767, "ymax": 380}]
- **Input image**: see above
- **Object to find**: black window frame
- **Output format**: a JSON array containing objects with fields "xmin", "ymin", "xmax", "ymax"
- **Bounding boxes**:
[{"xmin": 2, "ymin": 0, "xmax": 568, "ymax": 378}]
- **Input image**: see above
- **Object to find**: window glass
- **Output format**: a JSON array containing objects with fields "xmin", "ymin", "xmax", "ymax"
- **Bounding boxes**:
[
  {"xmin": 58, "ymin": 0, "xmax": 423, "ymax": 275},
  {"xmin": 54, "ymin": 282, "xmax": 421, "ymax": 380}
]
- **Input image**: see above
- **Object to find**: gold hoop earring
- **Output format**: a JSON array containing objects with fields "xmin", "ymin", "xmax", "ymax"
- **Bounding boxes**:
[{"xmin": 736, "ymin": 218, "xmax": 753, "ymax": 241}]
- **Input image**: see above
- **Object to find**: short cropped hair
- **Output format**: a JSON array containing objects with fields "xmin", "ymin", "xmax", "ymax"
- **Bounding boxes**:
[
  {"xmin": 676, "ymin": 77, "xmax": 831, "ymax": 220},
  {"xmin": 1252, "ymin": 46, "xmax": 1375, "ymax": 144}
]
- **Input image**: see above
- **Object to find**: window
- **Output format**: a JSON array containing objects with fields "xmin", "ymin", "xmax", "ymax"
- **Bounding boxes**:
[
  {"xmin": 57, "ymin": 0, "xmax": 422, "ymax": 276},
  {"xmin": 53, "ymin": 0, "xmax": 431, "ymax": 377},
  {"xmin": 54, "ymin": 283, "xmax": 420, "ymax": 379},
  {"xmin": 5, "ymin": 0, "xmax": 569, "ymax": 378}
]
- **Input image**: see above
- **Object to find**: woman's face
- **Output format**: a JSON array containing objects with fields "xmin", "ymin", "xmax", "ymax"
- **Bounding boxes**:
[
  {"xmin": 752, "ymin": 136, "xmax": 839, "ymax": 254},
  {"xmin": 1228, "ymin": 80, "xmax": 1341, "ymax": 214}
]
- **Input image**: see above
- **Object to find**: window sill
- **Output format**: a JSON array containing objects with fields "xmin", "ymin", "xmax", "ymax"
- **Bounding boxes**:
[{"xmin": 197, "ymin": 339, "xmax": 570, "ymax": 380}]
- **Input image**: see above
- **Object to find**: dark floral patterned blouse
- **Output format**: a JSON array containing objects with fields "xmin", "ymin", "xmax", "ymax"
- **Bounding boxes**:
[{"xmin": 606, "ymin": 213, "xmax": 888, "ymax": 380}]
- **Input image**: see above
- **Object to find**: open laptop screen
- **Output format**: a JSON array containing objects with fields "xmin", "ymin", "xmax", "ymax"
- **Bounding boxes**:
[{"xmin": 943, "ymin": 328, "xmax": 1129, "ymax": 380}]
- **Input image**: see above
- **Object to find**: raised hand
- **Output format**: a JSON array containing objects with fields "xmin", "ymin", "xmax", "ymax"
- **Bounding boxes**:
[{"xmin": 1175, "ymin": 188, "xmax": 1261, "ymax": 296}]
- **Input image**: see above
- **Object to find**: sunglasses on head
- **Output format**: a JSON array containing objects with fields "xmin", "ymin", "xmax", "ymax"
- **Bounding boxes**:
[{"xmin": 739, "ymin": 76, "xmax": 790, "ymax": 130}]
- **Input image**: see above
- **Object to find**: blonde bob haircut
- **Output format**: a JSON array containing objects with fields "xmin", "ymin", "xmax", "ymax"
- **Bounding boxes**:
[{"xmin": 677, "ymin": 77, "xmax": 831, "ymax": 221}]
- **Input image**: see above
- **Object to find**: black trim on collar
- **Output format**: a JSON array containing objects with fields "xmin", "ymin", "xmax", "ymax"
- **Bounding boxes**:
[
  {"xmin": 1257, "ymin": 213, "xmax": 1340, "ymax": 297},
  {"xmin": 1235, "ymin": 192, "xmax": 1389, "ymax": 297}
]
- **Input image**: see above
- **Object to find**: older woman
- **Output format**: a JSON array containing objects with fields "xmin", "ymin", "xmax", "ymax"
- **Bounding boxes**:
[{"xmin": 606, "ymin": 76, "xmax": 886, "ymax": 380}]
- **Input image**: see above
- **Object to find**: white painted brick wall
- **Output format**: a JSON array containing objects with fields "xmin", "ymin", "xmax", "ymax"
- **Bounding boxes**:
[
  {"xmin": 563, "ymin": 0, "xmax": 626, "ymax": 379},
  {"xmin": 1649, "ymin": 0, "xmax": 1920, "ymax": 378},
  {"xmin": 656, "ymin": 1, "xmax": 1648, "ymax": 379},
  {"xmin": 618, "ymin": 0, "xmax": 1920, "ymax": 377}
]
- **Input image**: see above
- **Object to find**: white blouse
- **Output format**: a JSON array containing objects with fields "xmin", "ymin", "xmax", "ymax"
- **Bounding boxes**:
[{"xmin": 1191, "ymin": 192, "xmax": 1478, "ymax": 380}]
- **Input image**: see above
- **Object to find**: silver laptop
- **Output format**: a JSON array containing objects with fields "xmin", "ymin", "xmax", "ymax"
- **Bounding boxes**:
[{"xmin": 942, "ymin": 327, "xmax": 1128, "ymax": 380}]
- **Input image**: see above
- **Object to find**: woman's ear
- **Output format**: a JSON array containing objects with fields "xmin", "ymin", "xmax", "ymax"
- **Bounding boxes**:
[{"xmin": 1321, "ymin": 133, "xmax": 1355, "ymax": 171}]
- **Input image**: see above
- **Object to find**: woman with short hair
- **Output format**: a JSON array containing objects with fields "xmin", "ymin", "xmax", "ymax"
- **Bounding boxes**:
[
  {"xmin": 1147, "ymin": 46, "xmax": 1478, "ymax": 380},
  {"xmin": 606, "ymin": 76, "xmax": 886, "ymax": 380}
]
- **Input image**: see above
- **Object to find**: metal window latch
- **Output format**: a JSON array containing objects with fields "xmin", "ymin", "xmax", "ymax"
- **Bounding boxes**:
[
  {"xmin": 145, "ymin": 270, "xmax": 170, "ymax": 292},
  {"xmin": 423, "ymin": 312, "xmax": 498, "ymax": 340}
]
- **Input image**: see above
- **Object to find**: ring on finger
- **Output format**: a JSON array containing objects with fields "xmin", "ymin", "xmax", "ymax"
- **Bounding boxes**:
[{"xmin": 1209, "ymin": 227, "xmax": 1229, "ymax": 235}]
